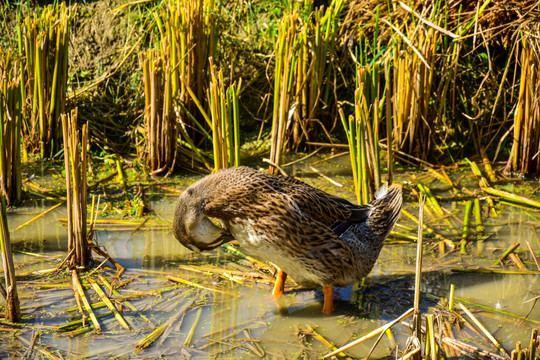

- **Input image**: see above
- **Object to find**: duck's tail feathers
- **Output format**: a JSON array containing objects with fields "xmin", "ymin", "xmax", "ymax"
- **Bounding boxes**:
[{"xmin": 367, "ymin": 184, "xmax": 402, "ymax": 238}]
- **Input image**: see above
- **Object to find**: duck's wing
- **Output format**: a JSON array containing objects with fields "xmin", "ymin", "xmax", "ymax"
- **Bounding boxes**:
[{"xmin": 202, "ymin": 167, "xmax": 372, "ymax": 225}]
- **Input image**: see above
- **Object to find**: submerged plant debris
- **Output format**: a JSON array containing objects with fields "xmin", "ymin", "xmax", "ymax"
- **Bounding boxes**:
[{"xmin": 1, "ymin": 157, "xmax": 539, "ymax": 359}]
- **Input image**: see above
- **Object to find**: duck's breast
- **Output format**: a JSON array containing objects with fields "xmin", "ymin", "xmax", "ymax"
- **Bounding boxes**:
[{"xmin": 227, "ymin": 220, "xmax": 324, "ymax": 287}]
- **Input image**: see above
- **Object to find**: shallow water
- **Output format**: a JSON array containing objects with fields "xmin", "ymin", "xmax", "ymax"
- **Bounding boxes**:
[{"xmin": 1, "ymin": 158, "xmax": 539, "ymax": 359}]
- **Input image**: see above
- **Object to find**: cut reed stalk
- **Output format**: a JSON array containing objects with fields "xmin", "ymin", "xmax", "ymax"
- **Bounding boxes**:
[
  {"xmin": 139, "ymin": 48, "xmax": 178, "ymax": 174},
  {"xmin": 72, "ymin": 270, "xmax": 101, "ymax": 332},
  {"xmin": 458, "ymin": 302, "xmax": 508, "ymax": 357},
  {"xmin": 89, "ymin": 279, "xmax": 131, "ymax": 331},
  {"xmin": 389, "ymin": 4, "xmax": 441, "ymax": 161},
  {"xmin": 473, "ymin": 198, "xmax": 484, "ymax": 234},
  {"xmin": 460, "ymin": 200, "xmax": 473, "ymax": 254},
  {"xmin": 19, "ymin": 3, "xmax": 73, "ymax": 159},
  {"xmin": 505, "ymin": 27, "xmax": 540, "ymax": 176},
  {"xmin": 0, "ymin": 195, "xmax": 21, "ymax": 322},
  {"xmin": 207, "ymin": 58, "xmax": 241, "ymax": 171},
  {"xmin": 340, "ymin": 61, "xmax": 385, "ymax": 203},
  {"xmin": 0, "ymin": 50, "xmax": 23, "ymax": 206},
  {"xmin": 492, "ymin": 242, "xmax": 520, "ymax": 267},
  {"xmin": 268, "ymin": 8, "xmax": 298, "ymax": 174},
  {"xmin": 413, "ymin": 194, "xmax": 425, "ymax": 340},
  {"xmin": 139, "ymin": 0, "xmax": 217, "ymax": 173},
  {"xmin": 62, "ymin": 109, "xmax": 90, "ymax": 268}
]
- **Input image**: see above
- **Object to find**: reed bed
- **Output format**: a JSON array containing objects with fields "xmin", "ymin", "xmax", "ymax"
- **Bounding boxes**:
[
  {"xmin": 268, "ymin": 1, "xmax": 344, "ymax": 173},
  {"xmin": 62, "ymin": 109, "xmax": 90, "ymax": 269},
  {"xmin": 267, "ymin": 7, "xmax": 298, "ymax": 174},
  {"xmin": 139, "ymin": 48, "xmax": 178, "ymax": 174},
  {"xmin": 340, "ymin": 61, "xmax": 385, "ymax": 204},
  {"xmin": 0, "ymin": 49, "xmax": 22, "ymax": 206},
  {"xmin": 505, "ymin": 25, "xmax": 540, "ymax": 176},
  {"xmin": 207, "ymin": 59, "xmax": 241, "ymax": 171},
  {"xmin": 18, "ymin": 2, "xmax": 73, "ymax": 159},
  {"xmin": 139, "ymin": 0, "xmax": 217, "ymax": 173},
  {"xmin": 387, "ymin": 4, "xmax": 441, "ymax": 161}
]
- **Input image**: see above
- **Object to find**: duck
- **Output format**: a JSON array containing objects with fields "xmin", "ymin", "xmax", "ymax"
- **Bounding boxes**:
[{"xmin": 172, "ymin": 166, "xmax": 402, "ymax": 314}]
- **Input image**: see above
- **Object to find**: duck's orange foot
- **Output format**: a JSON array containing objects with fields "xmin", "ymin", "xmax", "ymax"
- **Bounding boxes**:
[
  {"xmin": 322, "ymin": 285, "xmax": 335, "ymax": 315},
  {"xmin": 272, "ymin": 269, "xmax": 287, "ymax": 298}
]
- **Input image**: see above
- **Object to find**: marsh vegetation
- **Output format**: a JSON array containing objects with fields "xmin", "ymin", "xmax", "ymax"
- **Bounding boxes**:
[{"xmin": 0, "ymin": 0, "xmax": 539, "ymax": 358}]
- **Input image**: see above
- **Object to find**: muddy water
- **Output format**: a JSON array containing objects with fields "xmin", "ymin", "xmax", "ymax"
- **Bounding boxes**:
[{"xmin": 1, "ymin": 158, "xmax": 539, "ymax": 359}]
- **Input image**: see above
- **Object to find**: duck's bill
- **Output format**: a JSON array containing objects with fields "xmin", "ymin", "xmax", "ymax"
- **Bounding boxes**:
[{"xmin": 188, "ymin": 233, "xmax": 234, "ymax": 252}]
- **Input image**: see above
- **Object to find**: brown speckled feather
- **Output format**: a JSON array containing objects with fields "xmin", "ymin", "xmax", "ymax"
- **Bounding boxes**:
[{"xmin": 203, "ymin": 167, "xmax": 367, "ymax": 226}]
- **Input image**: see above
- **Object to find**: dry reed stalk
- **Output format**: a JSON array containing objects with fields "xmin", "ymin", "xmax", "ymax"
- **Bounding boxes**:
[
  {"xmin": 323, "ymin": 308, "xmax": 415, "ymax": 358},
  {"xmin": 268, "ymin": 8, "xmax": 298, "ymax": 174},
  {"xmin": 401, "ymin": 208, "xmax": 454, "ymax": 248},
  {"xmin": 15, "ymin": 201, "xmax": 65, "ymax": 231},
  {"xmin": 98, "ymin": 275, "xmax": 155, "ymax": 326},
  {"xmin": 139, "ymin": 0, "xmax": 216, "ymax": 173},
  {"xmin": 183, "ymin": 307, "xmax": 202, "ymax": 346},
  {"xmin": 458, "ymin": 302, "xmax": 508, "ymax": 357},
  {"xmin": 389, "ymin": 4, "xmax": 441, "ymax": 161},
  {"xmin": 139, "ymin": 49, "xmax": 178, "ymax": 174},
  {"xmin": 62, "ymin": 109, "xmax": 90, "ymax": 268},
  {"xmin": 89, "ymin": 279, "xmax": 131, "ymax": 331},
  {"xmin": 72, "ymin": 270, "xmax": 101, "ymax": 332},
  {"xmin": 19, "ymin": 3, "xmax": 73, "ymax": 159},
  {"xmin": 0, "ymin": 50, "xmax": 22, "ymax": 206},
  {"xmin": 300, "ymin": 324, "xmax": 352, "ymax": 360},
  {"xmin": 505, "ymin": 26, "xmax": 540, "ymax": 176},
  {"xmin": 0, "ymin": 195, "xmax": 21, "ymax": 322},
  {"xmin": 136, "ymin": 299, "xmax": 194, "ymax": 349},
  {"xmin": 413, "ymin": 194, "xmax": 424, "ymax": 338},
  {"xmin": 166, "ymin": 275, "xmax": 234, "ymax": 295}
]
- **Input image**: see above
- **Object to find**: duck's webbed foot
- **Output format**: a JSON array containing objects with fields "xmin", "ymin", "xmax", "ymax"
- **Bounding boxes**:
[
  {"xmin": 322, "ymin": 285, "xmax": 335, "ymax": 315},
  {"xmin": 272, "ymin": 269, "xmax": 287, "ymax": 298}
]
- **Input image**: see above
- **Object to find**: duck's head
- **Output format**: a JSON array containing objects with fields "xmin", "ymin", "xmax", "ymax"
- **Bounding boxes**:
[{"xmin": 172, "ymin": 184, "xmax": 231, "ymax": 252}]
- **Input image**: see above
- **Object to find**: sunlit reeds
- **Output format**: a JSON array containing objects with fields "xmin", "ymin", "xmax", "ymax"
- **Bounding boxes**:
[
  {"xmin": 62, "ymin": 109, "xmax": 90, "ymax": 268},
  {"xmin": 19, "ymin": 2, "xmax": 73, "ymax": 159},
  {"xmin": 207, "ymin": 59, "xmax": 241, "ymax": 171},
  {"xmin": 269, "ymin": 1, "xmax": 344, "ymax": 174},
  {"xmin": 139, "ymin": 0, "xmax": 217, "ymax": 173},
  {"xmin": 0, "ymin": 50, "xmax": 22, "ymax": 206},
  {"xmin": 290, "ymin": 0, "xmax": 345, "ymax": 150},
  {"xmin": 268, "ymin": 8, "xmax": 298, "ymax": 175},
  {"xmin": 505, "ymin": 26, "xmax": 540, "ymax": 176},
  {"xmin": 139, "ymin": 49, "xmax": 178, "ymax": 174},
  {"xmin": 388, "ymin": 5, "xmax": 441, "ymax": 161},
  {"xmin": 339, "ymin": 65, "xmax": 379, "ymax": 205}
]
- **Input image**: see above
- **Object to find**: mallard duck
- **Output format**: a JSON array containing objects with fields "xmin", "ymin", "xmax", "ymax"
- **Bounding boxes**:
[{"xmin": 173, "ymin": 166, "xmax": 402, "ymax": 314}]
